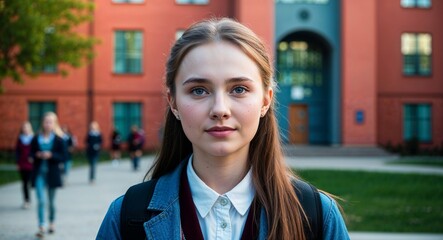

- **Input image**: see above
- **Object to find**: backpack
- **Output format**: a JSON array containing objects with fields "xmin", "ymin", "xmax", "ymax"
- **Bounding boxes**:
[{"xmin": 121, "ymin": 179, "xmax": 323, "ymax": 240}]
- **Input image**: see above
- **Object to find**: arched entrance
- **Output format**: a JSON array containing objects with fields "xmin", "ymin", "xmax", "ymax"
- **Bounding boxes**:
[{"xmin": 276, "ymin": 31, "xmax": 331, "ymax": 145}]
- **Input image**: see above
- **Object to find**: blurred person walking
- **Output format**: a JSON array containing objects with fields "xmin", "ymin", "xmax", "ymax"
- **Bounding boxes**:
[
  {"xmin": 30, "ymin": 112, "xmax": 67, "ymax": 238},
  {"xmin": 110, "ymin": 128, "xmax": 122, "ymax": 167},
  {"xmin": 86, "ymin": 121, "xmax": 102, "ymax": 184},
  {"xmin": 61, "ymin": 125, "xmax": 76, "ymax": 183},
  {"xmin": 127, "ymin": 125, "xmax": 144, "ymax": 171},
  {"xmin": 15, "ymin": 121, "xmax": 34, "ymax": 209}
]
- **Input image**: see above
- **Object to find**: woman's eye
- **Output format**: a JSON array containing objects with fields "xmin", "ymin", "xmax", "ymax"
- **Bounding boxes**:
[
  {"xmin": 232, "ymin": 86, "xmax": 247, "ymax": 94},
  {"xmin": 191, "ymin": 88, "xmax": 208, "ymax": 96}
]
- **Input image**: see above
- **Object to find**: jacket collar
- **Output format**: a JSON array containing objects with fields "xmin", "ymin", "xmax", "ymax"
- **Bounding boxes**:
[
  {"xmin": 142, "ymin": 157, "xmax": 269, "ymax": 240},
  {"xmin": 143, "ymin": 159, "xmax": 186, "ymax": 240}
]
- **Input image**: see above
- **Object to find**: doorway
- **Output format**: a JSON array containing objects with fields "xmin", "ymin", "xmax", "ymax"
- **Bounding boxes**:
[{"xmin": 289, "ymin": 104, "xmax": 309, "ymax": 144}]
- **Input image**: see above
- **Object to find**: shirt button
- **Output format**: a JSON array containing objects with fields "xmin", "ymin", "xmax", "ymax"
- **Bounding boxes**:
[
  {"xmin": 221, "ymin": 221, "xmax": 227, "ymax": 229},
  {"xmin": 220, "ymin": 198, "xmax": 228, "ymax": 206}
]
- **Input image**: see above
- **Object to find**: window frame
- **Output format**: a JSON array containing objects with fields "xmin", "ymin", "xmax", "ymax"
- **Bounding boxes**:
[
  {"xmin": 400, "ymin": 0, "xmax": 432, "ymax": 9},
  {"xmin": 275, "ymin": 0, "xmax": 329, "ymax": 4},
  {"xmin": 113, "ymin": 102, "xmax": 143, "ymax": 141},
  {"xmin": 112, "ymin": 0, "xmax": 145, "ymax": 4},
  {"xmin": 175, "ymin": 0, "xmax": 209, "ymax": 5},
  {"xmin": 28, "ymin": 101, "xmax": 57, "ymax": 132},
  {"xmin": 403, "ymin": 103, "xmax": 432, "ymax": 143},
  {"xmin": 401, "ymin": 32, "xmax": 432, "ymax": 77},
  {"xmin": 113, "ymin": 30, "xmax": 144, "ymax": 75}
]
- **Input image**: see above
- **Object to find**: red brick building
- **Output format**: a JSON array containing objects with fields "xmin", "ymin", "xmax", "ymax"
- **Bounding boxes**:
[{"xmin": 0, "ymin": 0, "xmax": 441, "ymax": 151}]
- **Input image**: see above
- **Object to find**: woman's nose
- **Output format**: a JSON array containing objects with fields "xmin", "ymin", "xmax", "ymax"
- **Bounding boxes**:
[{"xmin": 209, "ymin": 93, "xmax": 231, "ymax": 120}]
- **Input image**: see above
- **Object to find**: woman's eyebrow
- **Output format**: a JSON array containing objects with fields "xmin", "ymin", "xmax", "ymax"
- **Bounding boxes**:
[
  {"xmin": 183, "ymin": 77, "xmax": 254, "ymax": 86},
  {"xmin": 226, "ymin": 77, "xmax": 254, "ymax": 84},
  {"xmin": 182, "ymin": 77, "xmax": 209, "ymax": 86}
]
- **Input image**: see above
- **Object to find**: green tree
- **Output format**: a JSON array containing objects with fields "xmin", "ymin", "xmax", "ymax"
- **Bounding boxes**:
[{"xmin": 0, "ymin": 0, "xmax": 97, "ymax": 93}]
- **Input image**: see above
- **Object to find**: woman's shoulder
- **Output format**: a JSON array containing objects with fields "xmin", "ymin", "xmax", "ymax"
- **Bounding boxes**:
[
  {"xmin": 97, "ymin": 195, "xmax": 124, "ymax": 239},
  {"xmin": 319, "ymin": 192, "xmax": 350, "ymax": 239}
]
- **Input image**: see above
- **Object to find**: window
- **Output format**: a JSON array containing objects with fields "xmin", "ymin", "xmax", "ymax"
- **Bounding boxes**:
[
  {"xmin": 33, "ymin": 64, "xmax": 57, "ymax": 73},
  {"xmin": 403, "ymin": 104, "xmax": 432, "ymax": 142},
  {"xmin": 401, "ymin": 33, "xmax": 431, "ymax": 76},
  {"xmin": 113, "ymin": 0, "xmax": 144, "ymax": 3},
  {"xmin": 401, "ymin": 0, "xmax": 431, "ymax": 8},
  {"xmin": 28, "ymin": 102, "xmax": 56, "ymax": 132},
  {"xmin": 114, "ymin": 31, "xmax": 143, "ymax": 74},
  {"xmin": 176, "ymin": 30, "xmax": 185, "ymax": 40},
  {"xmin": 176, "ymin": 0, "xmax": 209, "ymax": 5},
  {"xmin": 33, "ymin": 28, "xmax": 57, "ymax": 73},
  {"xmin": 276, "ymin": 0, "xmax": 329, "ymax": 4},
  {"xmin": 277, "ymin": 41, "xmax": 323, "ymax": 89},
  {"xmin": 113, "ymin": 102, "xmax": 142, "ymax": 140}
]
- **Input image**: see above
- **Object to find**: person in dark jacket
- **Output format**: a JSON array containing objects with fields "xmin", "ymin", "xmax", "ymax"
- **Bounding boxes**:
[
  {"xmin": 127, "ymin": 125, "xmax": 144, "ymax": 171},
  {"xmin": 86, "ymin": 121, "xmax": 102, "ymax": 184},
  {"xmin": 61, "ymin": 125, "xmax": 76, "ymax": 182},
  {"xmin": 110, "ymin": 128, "xmax": 122, "ymax": 167},
  {"xmin": 30, "ymin": 112, "xmax": 67, "ymax": 238},
  {"xmin": 15, "ymin": 121, "xmax": 34, "ymax": 209}
]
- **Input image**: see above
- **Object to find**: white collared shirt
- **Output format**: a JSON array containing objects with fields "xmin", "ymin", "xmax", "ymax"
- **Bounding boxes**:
[{"xmin": 186, "ymin": 156, "xmax": 255, "ymax": 240}]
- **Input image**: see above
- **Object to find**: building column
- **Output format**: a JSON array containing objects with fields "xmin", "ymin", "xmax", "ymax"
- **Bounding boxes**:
[
  {"xmin": 233, "ymin": 0, "xmax": 275, "ymax": 56},
  {"xmin": 341, "ymin": 0, "xmax": 377, "ymax": 146}
]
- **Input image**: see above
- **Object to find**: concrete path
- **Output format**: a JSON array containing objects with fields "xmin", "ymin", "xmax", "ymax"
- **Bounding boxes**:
[
  {"xmin": 0, "ymin": 155, "xmax": 442, "ymax": 240},
  {"xmin": 287, "ymin": 156, "xmax": 443, "ymax": 175},
  {"xmin": 0, "ymin": 158, "xmax": 153, "ymax": 240}
]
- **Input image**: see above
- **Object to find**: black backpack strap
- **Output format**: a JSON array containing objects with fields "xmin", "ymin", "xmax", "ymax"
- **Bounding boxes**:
[
  {"xmin": 120, "ymin": 179, "xmax": 158, "ymax": 240},
  {"xmin": 293, "ymin": 179, "xmax": 323, "ymax": 240}
]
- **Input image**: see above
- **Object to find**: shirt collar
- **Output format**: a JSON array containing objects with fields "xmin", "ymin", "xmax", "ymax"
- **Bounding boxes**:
[{"xmin": 186, "ymin": 155, "xmax": 255, "ymax": 218}]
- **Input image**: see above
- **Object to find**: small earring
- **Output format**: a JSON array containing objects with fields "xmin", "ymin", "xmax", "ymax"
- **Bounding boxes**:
[
  {"xmin": 175, "ymin": 114, "xmax": 180, "ymax": 120},
  {"xmin": 260, "ymin": 112, "xmax": 265, "ymax": 118}
]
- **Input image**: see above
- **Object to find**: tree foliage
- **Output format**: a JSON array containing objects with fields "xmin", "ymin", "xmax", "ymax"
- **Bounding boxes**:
[{"xmin": 0, "ymin": 0, "xmax": 97, "ymax": 93}]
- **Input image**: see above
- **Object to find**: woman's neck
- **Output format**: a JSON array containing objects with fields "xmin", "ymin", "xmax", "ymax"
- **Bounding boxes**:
[
  {"xmin": 42, "ymin": 131, "xmax": 52, "ymax": 137},
  {"xmin": 191, "ymin": 147, "xmax": 250, "ymax": 194}
]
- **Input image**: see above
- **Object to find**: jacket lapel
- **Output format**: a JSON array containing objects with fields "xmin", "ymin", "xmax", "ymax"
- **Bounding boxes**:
[
  {"xmin": 144, "ymin": 203, "xmax": 181, "ymax": 240},
  {"xmin": 144, "ymin": 160, "xmax": 186, "ymax": 240}
]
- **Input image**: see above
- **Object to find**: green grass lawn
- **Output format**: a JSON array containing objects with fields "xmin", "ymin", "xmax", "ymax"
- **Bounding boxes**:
[
  {"xmin": 388, "ymin": 156, "xmax": 443, "ymax": 168},
  {"xmin": 296, "ymin": 170, "xmax": 443, "ymax": 233},
  {"xmin": 0, "ymin": 170, "xmax": 20, "ymax": 185}
]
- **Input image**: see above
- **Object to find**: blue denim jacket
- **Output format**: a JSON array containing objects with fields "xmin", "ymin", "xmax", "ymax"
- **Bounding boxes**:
[{"xmin": 97, "ymin": 160, "xmax": 350, "ymax": 240}]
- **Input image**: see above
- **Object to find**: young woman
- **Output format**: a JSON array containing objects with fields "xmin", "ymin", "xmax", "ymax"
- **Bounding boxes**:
[
  {"xmin": 15, "ymin": 121, "xmax": 34, "ymax": 209},
  {"xmin": 97, "ymin": 18, "xmax": 349, "ymax": 240},
  {"xmin": 30, "ymin": 112, "xmax": 67, "ymax": 238},
  {"xmin": 127, "ymin": 125, "xmax": 144, "ymax": 171},
  {"xmin": 86, "ymin": 121, "xmax": 102, "ymax": 184},
  {"xmin": 111, "ymin": 128, "xmax": 122, "ymax": 167}
]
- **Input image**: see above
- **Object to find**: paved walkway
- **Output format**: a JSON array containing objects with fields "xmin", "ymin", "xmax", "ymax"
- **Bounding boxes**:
[
  {"xmin": 286, "ymin": 156, "xmax": 443, "ymax": 175},
  {"xmin": 0, "ymin": 156, "xmax": 442, "ymax": 239}
]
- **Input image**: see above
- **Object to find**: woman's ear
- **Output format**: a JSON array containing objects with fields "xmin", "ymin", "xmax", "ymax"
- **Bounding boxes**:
[
  {"xmin": 167, "ymin": 89, "xmax": 180, "ymax": 119},
  {"xmin": 261, "ymin": 87, "xmax": 273, "ymax": 117}
]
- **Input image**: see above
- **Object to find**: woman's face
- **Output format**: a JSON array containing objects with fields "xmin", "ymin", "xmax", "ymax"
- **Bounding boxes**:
[
  {"xmin": 171, "ymin": 41, "xmax": 272, "ymax": 158},
  {"xmin": 42, "ymin": 115, "xmax": 56, "ymax": 133},
  {"xmin": 22, "ymin": 123, "xmax": 32, "ymax": 135}
]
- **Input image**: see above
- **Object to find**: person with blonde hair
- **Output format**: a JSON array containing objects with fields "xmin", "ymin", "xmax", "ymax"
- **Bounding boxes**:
[
  {"xmin": 15, "ymin": 121, "xmax": 34, "ymax": 209},
  {"xmin": 30, "ymin": 112, "xmax": 67, "ymax": 238},
  {"xmin": 86, "ymin": 121, "xmax": 102, "ymax": 184},
  {"xmin": 98, "ymin": 18, "xmax": 349, "ymax": 239}
]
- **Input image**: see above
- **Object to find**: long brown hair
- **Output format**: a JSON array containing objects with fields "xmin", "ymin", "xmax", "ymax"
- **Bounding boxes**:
[{"xmin": 147, "ymin": 18, "xmax": 308, "ymax": 240}]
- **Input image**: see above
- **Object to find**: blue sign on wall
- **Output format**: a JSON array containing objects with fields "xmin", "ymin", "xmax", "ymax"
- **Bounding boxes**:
[{"xmin": 356, "ymin": 110, "xmax": 364, "ymax": 124}]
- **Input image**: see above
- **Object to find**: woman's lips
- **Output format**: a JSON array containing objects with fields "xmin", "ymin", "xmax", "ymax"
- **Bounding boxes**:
[{"xmin": 205, "ymin": 126, "xmax": 236, "ymax": 138}]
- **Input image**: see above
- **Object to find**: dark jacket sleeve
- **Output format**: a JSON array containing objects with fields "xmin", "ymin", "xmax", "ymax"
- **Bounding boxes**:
[
  {"xmin": 30, "ymin": 136, "xmax": 39, "ymax": 161},
  {"xmin": 49, "ymin": 136, "xmax": 68, "ymax": 163},
  {"xmin": 15, "ymin": 137, "xmax": 20, "ymax": 163}
]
